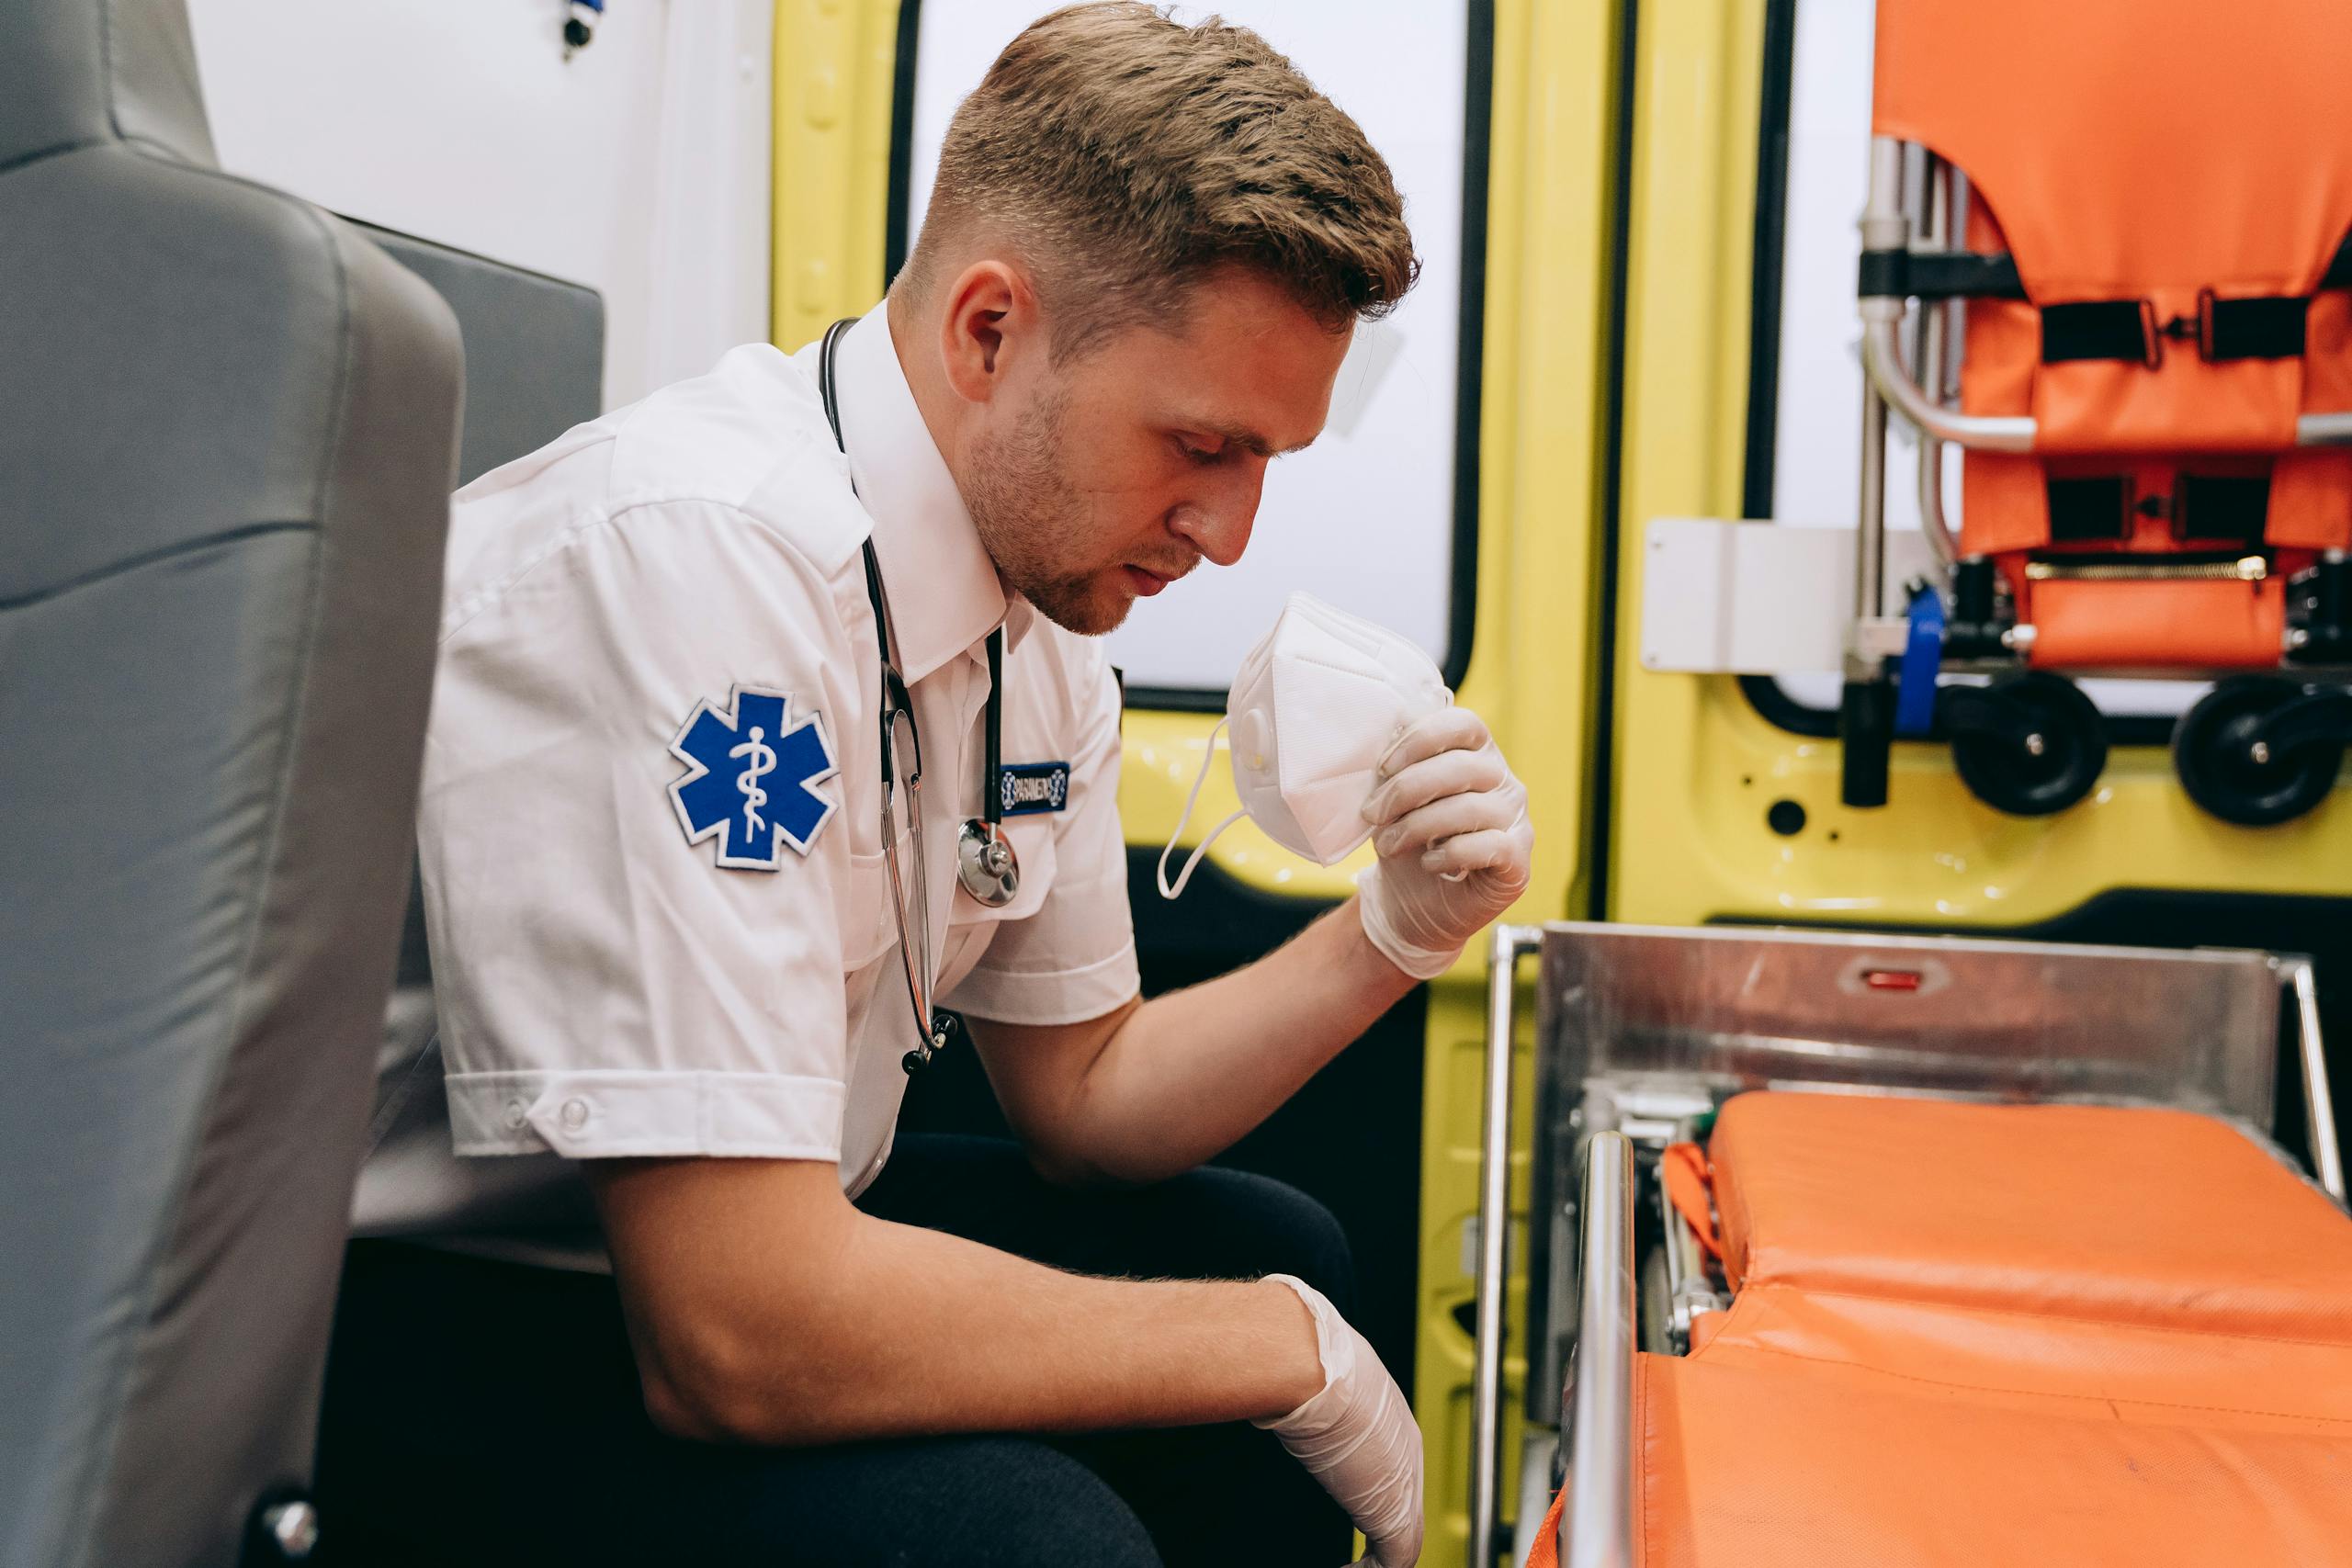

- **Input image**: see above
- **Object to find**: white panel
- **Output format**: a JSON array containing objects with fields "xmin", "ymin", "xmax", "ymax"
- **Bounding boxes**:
[
  {"xmin": 187, "ymin": 0, "xmax": 773, "ymax": 410},
  {"xmin": 1641, "ymin": 518, "xmax": 1936, "ymax": 675},
  {"xmin": 906, "ymin": 2, "xmax": 1470, "ymax": 692},
  {"xmin": 1764, "ymin": 0, "xmax": 2198, "ymax": 719}
]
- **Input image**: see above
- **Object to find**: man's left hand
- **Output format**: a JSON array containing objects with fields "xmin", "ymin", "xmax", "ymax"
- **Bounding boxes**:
[{"xmin": 1352, "ymin": 707, "xmax": 1533, "ymax": 980}]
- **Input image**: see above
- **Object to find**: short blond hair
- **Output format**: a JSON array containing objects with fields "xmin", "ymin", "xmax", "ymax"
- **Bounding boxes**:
[{"xmin": 901, "ymin": 3, "xmax": 1419, "ymax": 357}]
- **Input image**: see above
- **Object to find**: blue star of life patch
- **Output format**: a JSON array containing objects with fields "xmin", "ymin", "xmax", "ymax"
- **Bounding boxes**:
[
  {"xmin": 667, "ymin": 684, "xmax": 839, "ymax": 870},
  {"xmin": 1000, "ymin": 761, "xmax": 1071, "ymax": 817}
]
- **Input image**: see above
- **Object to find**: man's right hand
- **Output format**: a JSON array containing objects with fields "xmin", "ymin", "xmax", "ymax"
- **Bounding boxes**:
[{"xmin": 1257, "ymin": 1274, "xmax": 1425, "ymax": 1567}]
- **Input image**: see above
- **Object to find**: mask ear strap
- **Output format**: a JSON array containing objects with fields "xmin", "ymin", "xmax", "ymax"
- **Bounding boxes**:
[{"xmin": 1157, "ymin": 717, "xmax": 1246, "ymax": 899}]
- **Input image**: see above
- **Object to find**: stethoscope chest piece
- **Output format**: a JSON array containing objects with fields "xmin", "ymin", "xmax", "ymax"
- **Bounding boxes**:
[{"xmin": 957, "ymin": 818, "xmax": 1021, "ymax": 907}]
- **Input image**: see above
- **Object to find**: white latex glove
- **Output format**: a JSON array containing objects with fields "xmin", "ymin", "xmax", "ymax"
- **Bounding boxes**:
[
  {"xmin": 1353, "ymin": 707, "xmax": 1534, "ymax": 980},
  {"xmin": 1256, "ymin": 1274, "xmax": 1424, "ymax": 1568}
]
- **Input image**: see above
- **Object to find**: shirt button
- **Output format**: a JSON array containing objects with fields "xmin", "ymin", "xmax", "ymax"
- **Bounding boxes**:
[
  {"xmin": 560, "ymin": 1098, "xmax": 591, "ymax": 1133},
  {"xmin": 503, "ymin": 1098, "xmax": 529, "ymax": 1131}
]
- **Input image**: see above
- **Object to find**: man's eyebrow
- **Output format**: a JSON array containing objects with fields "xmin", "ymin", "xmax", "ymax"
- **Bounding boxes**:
[{"xmin": 1201, "ymin": 421, "xmax": 1313, "ymax": 459}]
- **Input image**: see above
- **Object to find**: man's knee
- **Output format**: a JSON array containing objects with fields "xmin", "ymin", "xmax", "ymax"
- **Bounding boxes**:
[
  {"xmin": 1177, "ymin": 1168, "xmax": 1358, "ymax": 1314},
  {"xmin": 865, "ymin": 1437, "xmax": 1162, "ymax": 1568}
]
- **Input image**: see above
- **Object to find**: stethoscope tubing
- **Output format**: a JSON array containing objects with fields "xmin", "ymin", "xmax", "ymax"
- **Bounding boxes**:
[{"xmin": 819, "ymin": 319, "xmax": 1019, "ymax": 1069}]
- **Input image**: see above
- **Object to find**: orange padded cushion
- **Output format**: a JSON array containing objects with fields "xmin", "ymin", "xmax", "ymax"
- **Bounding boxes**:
[
  {"xmin": 1709, "ymin": 1093, "xmax": 2352, "ymax": 1342},
  {"xmin": 1634, "ymin": 1348, "xmax": 2352, "ymax": 1568},
  {"xmin": 2028, "ymin": 578, "xmax": 2288, "ymax": 670},
  {"xmin": 1875, "ymin": 0, "xmax": 2352, "ymax": 306},
  {"xmin": 1520, "ymin": 1098, "xmax": 2352, "ymax": 1568}
]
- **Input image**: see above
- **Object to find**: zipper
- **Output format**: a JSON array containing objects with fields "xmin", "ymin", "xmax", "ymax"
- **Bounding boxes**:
[{"xmin": 2024, "ymin": 553, "xmax": 2267, "ymax": 583}]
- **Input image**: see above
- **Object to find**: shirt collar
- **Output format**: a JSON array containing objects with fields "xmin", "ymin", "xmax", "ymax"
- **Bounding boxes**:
[{"xmin": 832, "ymin": 304, "xmax": 1031, "ymax": 681}]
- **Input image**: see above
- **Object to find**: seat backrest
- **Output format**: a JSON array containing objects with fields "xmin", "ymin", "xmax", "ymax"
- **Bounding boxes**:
[
  {"xmin": 0, "ymin": 2, "xmax": 462, "ymax": 1563},
  {"xmin": 1871, "ymin": 0, "xmax": 2352, "ymax": 664}
]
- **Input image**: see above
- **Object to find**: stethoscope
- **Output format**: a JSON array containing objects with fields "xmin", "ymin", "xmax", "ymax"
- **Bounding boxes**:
[{"xmin": 819, "ymin": 318, "xmax": 1018, "ymax": 1072}]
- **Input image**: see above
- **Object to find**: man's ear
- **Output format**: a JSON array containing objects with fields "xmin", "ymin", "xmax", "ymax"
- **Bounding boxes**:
[{"xmin": 937, "ymin": 259, "xmax": 1038, "ymax": 406}]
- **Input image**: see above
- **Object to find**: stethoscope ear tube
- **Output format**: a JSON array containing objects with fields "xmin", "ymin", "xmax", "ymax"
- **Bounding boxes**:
[{"xmin": 821, "ymin": 316, "xmax": 1021, "ymax": 969}]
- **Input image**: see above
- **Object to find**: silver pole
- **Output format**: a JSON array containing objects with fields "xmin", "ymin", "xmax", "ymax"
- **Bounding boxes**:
[
  {"xmin": 1862, "ymin": 320, "xmax": 2036, "ymax": 452},
  {"xmin": 1913, "ymin": 154, "xmax": 1957, "ymax": 577},
  {"xmin": 1854, "ymin": 137, "xmax": 1907, "ymax": 635},
  {"xmin": 1562, "ymin": 1132, "xmax": 1637, "ymax": 1568},
  {"xmin": 2290, "ymin": 960, "xmax": 2345, "ymax": 1201},
  {"xmin": 1470, "ymin": 925, "xmax": 1543, "ymax": 1568}
]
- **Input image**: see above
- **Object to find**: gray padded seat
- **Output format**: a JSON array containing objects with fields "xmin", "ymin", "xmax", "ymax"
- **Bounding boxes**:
[{"xmin": 0, "ymin": 2, "xmax": 462, "ymax": 1564}]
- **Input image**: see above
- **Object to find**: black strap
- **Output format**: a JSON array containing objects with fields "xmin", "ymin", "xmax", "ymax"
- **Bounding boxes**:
[
  {"xmin": 982, "ymin": 629, "xmax": 1004, "ymax": 828},
  {"xmin": 1858, "ymin": 248, "xmax": 2026, "ymax": 301},
  {"xmin": 1867, "ymin": 229, "xmax": 2352, "ymax": 366},
  {"xmin": 2176, "ymin": 473, "xmax": 2271, "ymax": 546},
  {"xmin": 2041, "ymin": 299, "xmax": 2159, "ymax": 366},
  {"xmin": 2202, "ymin": 291, "xmax": 2308, "ymax": 361}
]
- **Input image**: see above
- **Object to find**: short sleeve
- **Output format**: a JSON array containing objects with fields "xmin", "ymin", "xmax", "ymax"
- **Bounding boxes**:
[
  {"xmin": 945, "ymin": 640, "xmax": 1140, "ymax": 1025},
  {"xmin": 420, "ymin": 499, "xmax": 867, "ymax": 1162}
]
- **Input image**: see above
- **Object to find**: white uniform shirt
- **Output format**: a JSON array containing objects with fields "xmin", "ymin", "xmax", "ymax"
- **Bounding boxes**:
[{"xmin": 352, "ymin": 307, "xmax": 1138, "ymax": 1237}]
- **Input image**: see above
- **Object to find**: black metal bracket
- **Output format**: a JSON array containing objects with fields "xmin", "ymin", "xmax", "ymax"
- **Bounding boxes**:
[
  {"xmin": 2290, "ymin": 557, "xmax": 2352, "ymax": 665},
  {"xmin": 1944, "ymin": 557, "xmax": 2013, "ymax": 660}
]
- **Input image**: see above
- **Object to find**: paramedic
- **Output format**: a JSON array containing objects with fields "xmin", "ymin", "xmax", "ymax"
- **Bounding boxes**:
[{"xmin": 320, "ymin": 6, "xmax": 1534, "ymax": 1566}]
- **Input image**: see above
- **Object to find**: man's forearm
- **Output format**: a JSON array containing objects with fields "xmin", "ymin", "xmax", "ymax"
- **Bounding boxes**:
[
  {"xmin": 1018, "ymin": 897, "xmax": 1417, "ymax": 1184},
  {"xmin": 593, "ymin": 1158, "xmax": 1322, "ymax": 1446}
]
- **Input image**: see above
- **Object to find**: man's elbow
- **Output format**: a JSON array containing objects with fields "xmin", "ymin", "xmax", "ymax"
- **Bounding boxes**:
[{"xmin": 634, "ymin": 1322, "xmax": 828, "ymax": 1447}]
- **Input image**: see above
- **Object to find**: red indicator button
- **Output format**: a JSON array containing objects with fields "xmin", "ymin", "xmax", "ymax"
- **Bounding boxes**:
[{"xmin": 1862, "ymin": 968, "xmax": 1924, "ymax": 992}]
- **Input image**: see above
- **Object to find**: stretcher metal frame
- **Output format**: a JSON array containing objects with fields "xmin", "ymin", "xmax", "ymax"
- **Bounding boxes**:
[{"xmin": 1466, "ymin": 921, "xmax": 2345, "ymax": 1568}]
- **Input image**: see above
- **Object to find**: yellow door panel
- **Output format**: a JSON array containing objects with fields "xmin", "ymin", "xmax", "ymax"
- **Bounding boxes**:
[{"xmin": 1410, "ymin": 0, "xmax": 1623, "ymax": 1556}]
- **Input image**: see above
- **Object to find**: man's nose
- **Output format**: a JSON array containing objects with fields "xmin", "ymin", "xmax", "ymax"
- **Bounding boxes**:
[{"xmin": 1172, "ymin": 467, "xmax": 1264, "ymax": 568}]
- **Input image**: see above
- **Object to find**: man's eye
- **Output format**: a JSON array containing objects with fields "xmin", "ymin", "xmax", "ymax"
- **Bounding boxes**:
[{"xmin": 1176, "ymin": 437, "xmax": 1224, "ymax": 466}]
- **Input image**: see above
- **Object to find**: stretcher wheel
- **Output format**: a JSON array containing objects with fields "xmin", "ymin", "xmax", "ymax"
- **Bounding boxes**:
[
  {"xmin": 2172, "ymin": 677, "xmax": 2344, "ymax": 827},
  {"xmin": 1942, "ymin": 673, "xmax": 2108, "ymax": 817}
]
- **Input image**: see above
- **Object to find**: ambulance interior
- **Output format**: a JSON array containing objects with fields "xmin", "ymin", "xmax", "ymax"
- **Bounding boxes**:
[{"xmin": 6, "ymin": 2, "xmax": 2350, "ymax": 1566}]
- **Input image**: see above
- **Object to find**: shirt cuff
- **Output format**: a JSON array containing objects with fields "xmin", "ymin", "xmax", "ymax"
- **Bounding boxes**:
[
  {"xmin": 947, "ymin": 942, "xmax": 1141, "ymax": 1026},
  {"xmin": 447, "ymin": 1069, "xmax": 844, "ymax": 1160}
]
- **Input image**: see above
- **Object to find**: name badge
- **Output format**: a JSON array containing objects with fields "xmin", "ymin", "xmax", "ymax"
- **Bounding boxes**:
[{"xmin": 1000, "ymin": 761, "xmax": 1071, "ymax": 816}]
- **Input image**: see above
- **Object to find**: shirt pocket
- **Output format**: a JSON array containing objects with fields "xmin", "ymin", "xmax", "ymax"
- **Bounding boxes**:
[{"xmin": 842, "ymin": 829, "xmax": 910, "ymax": 971}]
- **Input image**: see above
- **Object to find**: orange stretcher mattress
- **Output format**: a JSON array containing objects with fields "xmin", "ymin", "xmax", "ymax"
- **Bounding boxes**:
[
  {"xmin": 1528, "ymin": 1094, "xmax": 2352, "ymax": 1568},
  {"xmin": 1708, "ymin": 1093, "xmax": 2352, "ymax": 1340}
]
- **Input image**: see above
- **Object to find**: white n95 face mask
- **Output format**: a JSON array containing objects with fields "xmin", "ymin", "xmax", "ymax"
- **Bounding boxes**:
[{"xmin": 1158, "ymin": 592, "xmax": 1452, "ymax": 898}]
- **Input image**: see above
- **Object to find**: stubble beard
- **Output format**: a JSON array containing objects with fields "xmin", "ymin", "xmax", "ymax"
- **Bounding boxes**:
[{"xmin": 963, "ymin": 385, "xmax": 1129, "ymax": 637}]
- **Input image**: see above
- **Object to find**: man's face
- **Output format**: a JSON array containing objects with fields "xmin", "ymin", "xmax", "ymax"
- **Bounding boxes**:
[{"xmin": 961, "ymin": 265, "xmax": 1352, "ymax": 636}]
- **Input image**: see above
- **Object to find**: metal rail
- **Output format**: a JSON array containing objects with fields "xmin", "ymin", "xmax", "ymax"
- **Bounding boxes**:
[
  {"xmin": 1561, "ymin": 1132, "xmax": 1637, "ymax": 1568},
  {"xmin": 2287, "ymin": 958, "xmax": 2346, "ymax": 1201},
  {"xmin": 1469, "ymin": 925, "xmax": 1544, "ymax": 1568},
  {"xmin": 1911, "ymin": 152, "xmax": 1959, "ymax": 577},
  {"xmin": 1861, "ymin": 315, "xmax": 2034, "ymax": 452}
]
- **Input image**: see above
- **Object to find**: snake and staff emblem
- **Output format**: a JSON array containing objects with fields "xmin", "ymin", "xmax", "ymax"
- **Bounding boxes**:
[
  {"xmin": 731, "ymin": 726, "xmax": 777, "ymax": 839},
  {"xmin": 668, "ymin": 686, "xmax": 840, "ymax": 869}
]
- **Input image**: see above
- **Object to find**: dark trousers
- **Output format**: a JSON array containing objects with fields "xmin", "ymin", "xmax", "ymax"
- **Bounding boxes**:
[{"xmin": 315, "ymin": 1134, "xmax": 1357, "ymax": 1566}]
